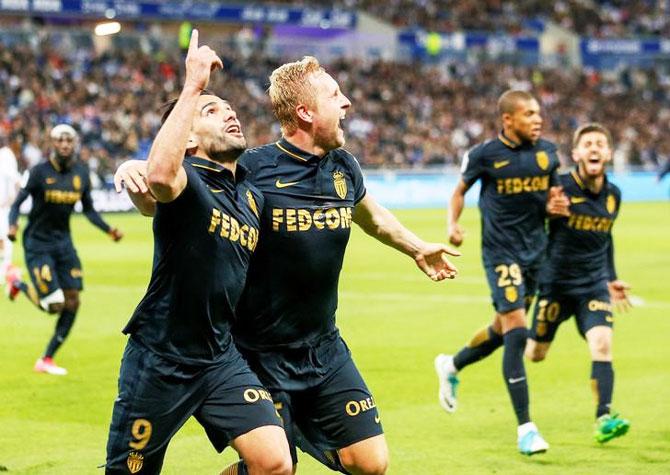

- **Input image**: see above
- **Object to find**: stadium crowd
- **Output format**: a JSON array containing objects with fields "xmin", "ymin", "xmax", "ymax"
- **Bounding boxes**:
[
  {"xmin": 1, "ymin": 32, "xmax": 669, "ymax": 181},
  {"xmin": 270, "ymin": 0, "xmax": 670, "ymax": 38}
]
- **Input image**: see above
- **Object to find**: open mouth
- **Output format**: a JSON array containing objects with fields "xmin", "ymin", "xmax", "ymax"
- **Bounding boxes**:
[{"xmin": 225, "ymin": 123, "xmax": 242, "ymax": 134}]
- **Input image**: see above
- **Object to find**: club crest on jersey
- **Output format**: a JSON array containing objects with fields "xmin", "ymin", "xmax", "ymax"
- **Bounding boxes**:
[
  {"xmin": 535, "ymin": 151, "xmax": 549, "ymax": 171},
  {"xmin": 126, "ymin": 451, "xmax": 144, "ymax": 473},
  {"xmin": 246, "ymin": 190, "xmax": 259, "ymax": 218},
  {"xmin": 505, "ymin": 286, "xmax": 518, "ymax": 303},
  {"xmin": 606, "ymin": 194, "xmax": 616, "ymax": 214},
  {"xmin": 333, "ymin": 171, "xmax": 347, "ymax": 199},
  {"xmin": 72, "ymin": 175, "xmax": 81, "ymax": 191}
]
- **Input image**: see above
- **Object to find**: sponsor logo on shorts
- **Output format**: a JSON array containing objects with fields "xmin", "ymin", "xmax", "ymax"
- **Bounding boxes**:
[
  {"xmin": 126, "ymin": 451, "xmax": 144, "ymax": 474},
  {"xmin": 588, "ymin": 300, "xmax": 612, "ymax": 312},
  {"xmin": 345, "ymin": 397, "xmax": 376, "ymax": 416},
  {"xmin": 243, "ymin": 388, "xmax": 273, "ymax": 403}
]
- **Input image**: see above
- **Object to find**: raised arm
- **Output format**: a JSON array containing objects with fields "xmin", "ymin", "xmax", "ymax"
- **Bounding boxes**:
[
  {"xmin": 146, "ymin": 29, "xmax": 222, "ymax": 203},
  {"xmin": 353, "ymin": 193, "xmax": 459, "ymax": 281}
]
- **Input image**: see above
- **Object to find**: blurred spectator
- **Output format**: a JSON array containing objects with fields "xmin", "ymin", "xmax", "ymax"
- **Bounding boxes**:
[{"xmin": 2, "ymin": 28, "xmax": 670, "ymax": 178}]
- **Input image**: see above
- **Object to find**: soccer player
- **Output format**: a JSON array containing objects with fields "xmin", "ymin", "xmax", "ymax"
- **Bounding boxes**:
[
  {"xmin": 116, "ymin": 56, "xmax": 459, "ymax": 475},
  {"xmin": 433, "ymin": 90, "xmax": 569, "ymax": 455},
  {"xmin": 0, "ymin": 133, "xmax": 22, "ymax": 278},
  {"xmin": 526, "ymin": 123, "xmax": 631, "ymax": 443},
  {"xmin": 6, "ymin": 124, "xmax": 123, "ymax": 375},
  {"xmin": 105, "ymin": 30, "xmax": 291, "ymax": 475}
]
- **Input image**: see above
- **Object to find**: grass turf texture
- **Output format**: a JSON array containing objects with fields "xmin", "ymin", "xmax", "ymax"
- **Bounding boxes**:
[{"xmin": 1, "ymin": 202, "xmax": 669, "ymax": 474}]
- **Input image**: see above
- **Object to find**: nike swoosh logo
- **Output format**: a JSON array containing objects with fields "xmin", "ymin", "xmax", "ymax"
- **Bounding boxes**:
[
  {"xmin": 606, "ymin": 316, "xmax": 614, "ymax": 323},
  {"xmin": 374, "ymin": 415, "xmax": 380, "ymax": 424},
  {"xmin": 493, "ymin": 160, "xmax": 510, "ymax": 169},
  {"xmin": 508, "ymin": 377, "xmax": 526, "ymax": 384},
  {"xmin": 570, "ymin": 197, "xmax": 587, "ymax": 204},
  {"xmin": 275, "ymin": 179, "xmax": 299, "ymax": 188},
  {"xmin": 46, "ymin": 178, "xmax": 56, "ymax": 184}
]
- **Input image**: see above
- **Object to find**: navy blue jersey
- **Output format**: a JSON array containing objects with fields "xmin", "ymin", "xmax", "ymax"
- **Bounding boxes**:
[
  {"xmin": 540, "ymin": 170, "xmax": 621, "ymax": 288},
  {"xmin": 8, "ymin": 158, "xmax": 111, "ymax": 250},
  {"xmin": 123, "ymin": 156, "xmax": 264, "ymax": 365},
  {"xmin": 461, "ymin": 134, "xmax": 560, "ymax": 266},
  {"xmin": 234, "ymin": 138, "xmax": 366, "ymax": 350}
]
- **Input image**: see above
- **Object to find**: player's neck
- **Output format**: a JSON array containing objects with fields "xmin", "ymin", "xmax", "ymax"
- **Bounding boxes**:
[
  {"xmin": 578, "ymin": 168, "xmax": 605, "ymax": 194},
  {"xmin": 501, "ymin": 129, "xmax": 522, "ymax": 147},
  {"xmin": 283, "ymin": 131, "xmax": 327, "ymax": 158}
]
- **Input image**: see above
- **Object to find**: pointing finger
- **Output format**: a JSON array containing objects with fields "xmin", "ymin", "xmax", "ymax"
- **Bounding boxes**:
[{"xmin": 188, "ymin": 29, "xmax": 199, "ymax": 55}]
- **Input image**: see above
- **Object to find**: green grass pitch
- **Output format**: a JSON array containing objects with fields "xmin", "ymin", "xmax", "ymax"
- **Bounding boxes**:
[{"xmin": 1, "ymin": 203, "xmax": 669, "ymax": 474}]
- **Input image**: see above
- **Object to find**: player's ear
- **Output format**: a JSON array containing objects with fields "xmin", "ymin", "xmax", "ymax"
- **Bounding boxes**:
[
  {"xmin": 571, "ymin": 148, "xmax": 579, "ymax": 164},
  {"xmin": 186, "ymin": 132, "xmax": 199, "ymax": 155},
  {"xmin": 295, "ymin": 104, "xmax": 313, "ymax": 124}
]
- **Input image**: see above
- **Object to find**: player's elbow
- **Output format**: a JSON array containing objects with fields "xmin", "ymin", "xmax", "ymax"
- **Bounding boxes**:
[{"xmin": 146, "ymin": 173, "xmax": 180, "ymax": 202}]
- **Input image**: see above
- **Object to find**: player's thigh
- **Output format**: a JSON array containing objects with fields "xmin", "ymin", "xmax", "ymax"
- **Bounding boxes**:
[
  {"xmin": 338, "ymin": 434, "xmax": 388, "ymax": 475},
  {"xmin": 485, "ymin": 260, "xmax": 533, "ymax": 315},
  {"xmin": 577, "ymin": 289, "xmax": 614, "ymax": 359},
  {"xmin": 25, "ymin": 249, "xmax": 61, "ymax": 297},
  {"xmin": 295, "ymin": 356, "xmax": 386, "ymax": 471},
  {"xmin": 106, "ymin": 339, "xmax": 205, "ymax": 474},
  {"xmin": 195, "ymin": 359, "xmax": 284, "ymax": 456},
  {"xmin": 54, "ymin": 244, "xmax": 83, "ymax": 292},
  {"xmin": 528, "ymin": 289, "xmax": 574, "ymax": 346}
]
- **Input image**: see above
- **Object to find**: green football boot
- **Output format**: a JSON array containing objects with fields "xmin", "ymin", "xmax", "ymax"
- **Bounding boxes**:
[{"xmin": 594, "ymin": 413, "xmax": 630, "ymax": 443}]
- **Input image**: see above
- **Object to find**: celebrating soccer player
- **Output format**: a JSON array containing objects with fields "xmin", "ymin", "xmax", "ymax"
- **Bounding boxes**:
[
  {"xmin": 434, "ymin": 90, "xmax": 569, "ymax": 455},
  {"xmin": 104, "ymin": 30, "xmax": 291, "ymax": 475},
  {"xmin": 525, "ymin": 123, "xmax": 631, "ymax": 443},
  {"xmin": 6, "ymin": 124, "xmax": 123, "ymax": 376},
  {"xmin": 116, "ymin": 55, "xmax": 459, "ymax": 474}
]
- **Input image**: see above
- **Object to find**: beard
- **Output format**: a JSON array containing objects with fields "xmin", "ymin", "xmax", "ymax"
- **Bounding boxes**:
[
  {"xmin": 204, "ymin": 135, "xmax": 248, "ymax": 163},
  {"xmin": 52, "ymin": 150, "xmax": 75, "ymax": 170}
]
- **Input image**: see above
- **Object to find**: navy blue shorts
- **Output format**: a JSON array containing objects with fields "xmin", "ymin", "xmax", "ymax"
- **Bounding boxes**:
[
  {"xmin": 105, "ymin": 338, "xmax": 282, "ymax": 474},
  {"xmin": 528, "ymin": 283, "xmax": 613, "ymax": 343},
  {"xmin": 483, "ymin": 259, "xmax": 540, "ymax": 314},
  {"xmin": 241, "ymin": 335, "xmax": 383, "ymax": 473},
  {"xmin": 24, "ymin": 243, "xmax": 82, "ymax": 297}
]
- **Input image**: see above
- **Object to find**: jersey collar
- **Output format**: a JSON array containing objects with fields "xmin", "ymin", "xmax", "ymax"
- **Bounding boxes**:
[
  {"xmin": 497, "ymin": 131, "xmax": 521, "ymax": 149},
  {"xmin": 571, "ymin": 167, "xmax": 608, "ymax": 196},
  {"xmin": 185, "ymin": 155, "xmax": 248, "ymax": 183},
  {"xmin": 275, "ymin": 138, "xmax": 322, "ymax": 164}
]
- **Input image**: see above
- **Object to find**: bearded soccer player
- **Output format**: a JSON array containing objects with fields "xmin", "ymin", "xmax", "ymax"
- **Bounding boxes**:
[
  {"xmin": 7, "ymin": 124, "xmax": 123, "ymax": 376},
  {"xmin": 434, "ymin": 90, "xmax": 569, "ymax": 455},
  {"xmin": 116, "ymin": 56, "xmax": 459, "ymax": 475},
  {"xmin": 525, "ymin": 123, "xmax": 631, "ymax": 444},
  {"xmin": 105, "ymin": 30, "xmax": 291, "ymax": 475}
]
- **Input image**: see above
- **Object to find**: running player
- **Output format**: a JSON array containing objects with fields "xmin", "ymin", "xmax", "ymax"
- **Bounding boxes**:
[
  {"xmin": 434, "ymin": 90, "xmax": 569, "ymax": 455},
  {"xmin": 105, "ymin": 30, "xmax": 291, "ymax": 475},
  {"xmin": 526, "ymin": 123, "xmax": 631, "ymax": 443},
  {"xmin": 7, "ymin": 124, "xmax": 123, "ymax": 375}
]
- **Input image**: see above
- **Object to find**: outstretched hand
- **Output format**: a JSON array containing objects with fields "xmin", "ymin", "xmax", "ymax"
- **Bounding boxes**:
[
  {"xmin": 608, "ymin": 280, "xmax": 632, "ymax": 313},
  {"xmin": 414, "ymin": 243, "xmax": 461, "ymax": 281},
  {"xmin": 109, "ymin": 227, "xmax": 124, "ymax": 242},
  {"xmin": 546, "ymin": 186, "xmax": 570, "ymax": 217},
  {"xmin": 184, "ymin": 29, "xmax": 223, "ymax": 92}
]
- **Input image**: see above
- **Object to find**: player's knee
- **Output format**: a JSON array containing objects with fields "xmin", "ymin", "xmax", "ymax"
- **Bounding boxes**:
[
  {"xmin": 339, "ymin": 445, "xmax": 388, "ymax": 475},
  {"xmin": 244, "ymin": 452, "xmax": 292, "ymax": 475},
  {"xmin": 524, "ymin": 341, "xmax": 547, "ymax": 362},
  {"xmin": 47, "ymin": 302, "xmax": 64, "ymax": 314},
  {"xmin": 589, "ymin": 335, "xmax": 611, "ymax": 359}
]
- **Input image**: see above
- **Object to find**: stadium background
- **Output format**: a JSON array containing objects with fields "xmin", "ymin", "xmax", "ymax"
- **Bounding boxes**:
[{"xmin": 1, "ymin": 1, "xmax": 669, "ymax": 473}]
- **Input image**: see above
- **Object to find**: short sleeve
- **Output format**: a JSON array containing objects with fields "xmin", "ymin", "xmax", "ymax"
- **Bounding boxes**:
[{"xmin": 461, "ymin": 146, "xmax": 484, "ymax": 187}]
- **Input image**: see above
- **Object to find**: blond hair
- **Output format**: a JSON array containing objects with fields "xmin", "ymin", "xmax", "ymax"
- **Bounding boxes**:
[
  {"xmin": 497, "ymin": 89, "xmax": 536, "ymax": 116},
  {"xmin": 268, "ymin": 56, "xmax": 324, "ymax": 134}
]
